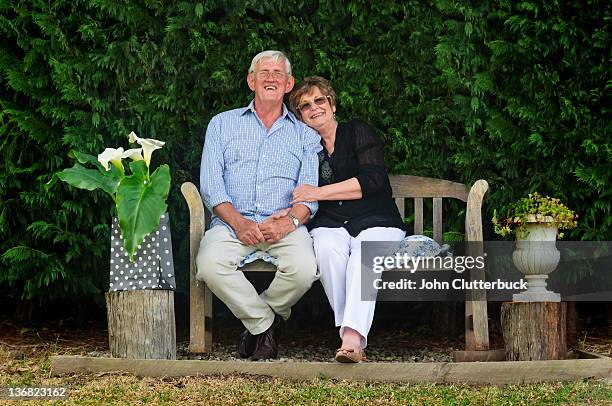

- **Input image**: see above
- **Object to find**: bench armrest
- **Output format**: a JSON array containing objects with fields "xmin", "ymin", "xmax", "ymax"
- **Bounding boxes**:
[
  {"xmin": 181, "ymin": 182, "xmax": 206, "ymax": 241},
  {"xmin": 465, "ymin": 179, "xmax": 488, "ymax": 242}
]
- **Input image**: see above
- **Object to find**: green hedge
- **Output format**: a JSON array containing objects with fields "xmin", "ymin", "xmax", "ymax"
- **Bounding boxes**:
[{"xmin": 1, "ymin": 1, "xmax": 610, "ymax": 302}]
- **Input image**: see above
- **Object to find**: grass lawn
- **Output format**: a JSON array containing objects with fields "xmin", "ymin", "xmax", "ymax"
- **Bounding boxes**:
[{"xmin": 1, "ymin": 320, "xmax": 610, "ymax": 405}]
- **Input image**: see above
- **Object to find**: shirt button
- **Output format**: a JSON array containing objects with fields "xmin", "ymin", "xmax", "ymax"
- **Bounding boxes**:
[
  {"xmin": 343, "ymin": 220, "xmax": 348, "ymax": 224},
  {"xmin": 338, "ymin": 201, "xmax": 343, "ymax": 206}
]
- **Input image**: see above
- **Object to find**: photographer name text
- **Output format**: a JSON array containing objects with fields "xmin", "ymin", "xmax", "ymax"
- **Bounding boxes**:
[{"xmin": 373, "ymin": 278, "xmax": 527, "ymax": 291}]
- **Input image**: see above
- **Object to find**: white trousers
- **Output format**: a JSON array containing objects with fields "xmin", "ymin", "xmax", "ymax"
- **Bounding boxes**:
[{"xmin": 310, "ymin": 226, "xmax": 405, "ymax": 348}]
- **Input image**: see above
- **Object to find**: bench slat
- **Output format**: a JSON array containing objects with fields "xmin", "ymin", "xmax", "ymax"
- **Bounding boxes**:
[
  {"xmin": 390, "ymin": 175, "xmax": 469, "ymax": 201},
  {"xmin": 433, "ymin": 198, "xmax": 443, "ymax": 243},
  {"xmin": 395, "ymin": 198, "xmax": 405, "ymax": 220},
  {"xmin": 414, "ymin": 198, "xmax": 423, "ymax": 235}
]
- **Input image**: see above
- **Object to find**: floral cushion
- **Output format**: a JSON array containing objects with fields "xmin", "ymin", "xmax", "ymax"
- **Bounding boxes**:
[
  {"xmin": 239, "ymin": 250, "xmax": 278, "ymax": 267},
  {"xmin": 393, "ymin": 235, "xmax": 451, "ymax": 258}
]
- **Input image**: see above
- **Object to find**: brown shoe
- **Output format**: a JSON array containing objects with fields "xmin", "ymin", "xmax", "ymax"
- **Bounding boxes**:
[
  {"xmin": 252, "ymin": 315, "xmax": 282, "ymax": 361},
  {"xmin": 237, "ymin": 329, "xmax": 257, "ymax": 359}
]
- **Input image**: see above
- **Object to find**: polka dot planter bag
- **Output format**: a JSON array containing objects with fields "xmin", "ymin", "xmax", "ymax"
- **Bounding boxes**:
[{"xmin": 109, "ymin": 213, "xmax": 176, "ymax": 292}]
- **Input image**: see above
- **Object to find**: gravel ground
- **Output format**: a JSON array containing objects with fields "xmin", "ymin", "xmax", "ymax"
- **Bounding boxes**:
[
  {"xmin": 172, "ymin": 318, "xmax": 458, "ymax": 363},
  {"xmin": 81, "ymin": 316, "xmax": 459, "ymax": 362},
  {"xmin": 177, "ymin": 342, "xmax": 454, "ymax": 363},
  {"xmin": 3, "ymin": 316, "xmax": 610, "ymax": 364}
]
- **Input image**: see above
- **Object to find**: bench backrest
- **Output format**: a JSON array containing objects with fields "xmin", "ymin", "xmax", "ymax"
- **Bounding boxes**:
[
  {"xmin": 389, "ymin": 175, "xmax": 469, "ymax": 243},
  {"xmin": 181, "ymin": 176, "xmax": 487, "ymax": 247}
]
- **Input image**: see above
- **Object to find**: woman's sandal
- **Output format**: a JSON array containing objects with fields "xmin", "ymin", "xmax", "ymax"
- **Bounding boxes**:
[{"xmin": 335, "ymin": 348, "xmax": 366, "ymax": 363}]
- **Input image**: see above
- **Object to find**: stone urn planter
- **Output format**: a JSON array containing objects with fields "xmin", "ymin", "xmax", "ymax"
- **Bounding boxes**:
[{"xmin": 512, "ymin": 215, "xmax": 561, "ymax": 302}]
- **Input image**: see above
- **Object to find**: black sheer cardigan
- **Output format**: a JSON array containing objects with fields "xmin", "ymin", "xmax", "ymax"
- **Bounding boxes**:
[{"xmin": 307, "ymin": 119, "xmax": 405, "ymax": 237}]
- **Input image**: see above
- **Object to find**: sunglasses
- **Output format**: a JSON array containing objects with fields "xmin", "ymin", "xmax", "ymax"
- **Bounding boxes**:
[{"xmin": 298, "ymin": 96, "xmax": 331, "ymax": 112}]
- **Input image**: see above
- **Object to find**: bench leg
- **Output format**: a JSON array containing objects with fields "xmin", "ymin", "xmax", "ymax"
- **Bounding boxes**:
[
  {"xmin": 465, "ymin": 299, "xmax": 489, "ymax": 351},
  {"xmin": 190, "ymin": 279, "xmax": 213, "ymax": 353},
  {"xmin": 452, "ymin": 300, "xmax": 505, "ymax": 362}
]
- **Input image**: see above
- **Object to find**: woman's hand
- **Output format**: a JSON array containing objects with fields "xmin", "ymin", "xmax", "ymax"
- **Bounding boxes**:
[
  {"xmin": 267, "ymin": 207, "xmax": 291, "ymax": 220},
  {"xmin": 291, "ymin": 184, "xmax": 321, "ymax": 204}
]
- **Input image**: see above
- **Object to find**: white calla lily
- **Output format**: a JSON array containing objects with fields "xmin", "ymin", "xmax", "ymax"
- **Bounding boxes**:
[
  {"xmin": 98, "ymin": 147, "xmax": 125, "ymax": 171},
  {"xmin": 127, "ymin": 131, "xmax": 165, "ymax": 167},
  {"xmin": 121, "ymin": 148, "xmax": 144, "ymax": 162},
  {"xmin": 58, "ymin": 131, "xmax": 172, "ymax": 260}
]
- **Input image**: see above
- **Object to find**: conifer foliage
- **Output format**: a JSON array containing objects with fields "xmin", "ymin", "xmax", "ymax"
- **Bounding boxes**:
[{"xmin": 1, "ymin": 1, "xmax": 610, "ymax": 302}]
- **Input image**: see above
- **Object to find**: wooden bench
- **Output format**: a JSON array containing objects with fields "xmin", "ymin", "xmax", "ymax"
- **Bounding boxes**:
[{"xmin": 181, "ymin": 175, "xmax": 495, "ymax": 360}]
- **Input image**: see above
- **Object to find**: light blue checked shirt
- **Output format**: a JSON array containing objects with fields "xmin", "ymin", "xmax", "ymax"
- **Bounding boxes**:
[{"xmin": 200, "ymin": 101, "xmax": 322, "ymax": 234}]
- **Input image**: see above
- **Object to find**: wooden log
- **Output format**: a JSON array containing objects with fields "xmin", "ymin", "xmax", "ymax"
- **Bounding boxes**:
[
  {"xmin": 105, "ymin": 290, "xmax": 176, "ymax": 359},
  {"xmin": 501, "ymin": 302, "xmax": 566, "ymax": 361}
]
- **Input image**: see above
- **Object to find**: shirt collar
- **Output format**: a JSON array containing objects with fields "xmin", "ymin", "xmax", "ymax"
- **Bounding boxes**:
[{"xmin": 241, "ymin": 100, "xmax": 297, "ymax": 124}]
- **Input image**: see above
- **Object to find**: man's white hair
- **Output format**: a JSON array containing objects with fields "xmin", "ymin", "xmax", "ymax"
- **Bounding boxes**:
[{"xmin": 248, "ymin": 50, "xmax": 292, "ymax": 76}]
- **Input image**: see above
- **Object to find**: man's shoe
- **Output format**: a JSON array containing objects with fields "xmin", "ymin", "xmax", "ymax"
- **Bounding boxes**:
[
  {"xmin": 252, "ymin": 315, "xmax": 282, "ymax": 361},
  {"xmin": 237, "ymin": 329, "xmax": 257, "ymax": 359}
]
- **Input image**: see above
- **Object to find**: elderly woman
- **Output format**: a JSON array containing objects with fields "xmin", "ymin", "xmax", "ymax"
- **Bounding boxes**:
[{"xmin": 288, "ymin": 77, "xmax": 406, "ymax": 363}]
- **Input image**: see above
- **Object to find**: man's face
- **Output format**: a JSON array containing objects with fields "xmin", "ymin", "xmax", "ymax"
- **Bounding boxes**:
[{"xmin": 247, "ymin": 57, "xmax": 294, "ymax": 104}]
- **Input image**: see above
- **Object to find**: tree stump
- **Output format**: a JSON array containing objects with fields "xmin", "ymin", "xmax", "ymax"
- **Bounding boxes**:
[
  {"xmin": 501, "ymin": 302, "xmax": 566, "ymax": 361},
  {"xmin": 106, "ymin": 290, "xmax": 176, "ymax": 359}
]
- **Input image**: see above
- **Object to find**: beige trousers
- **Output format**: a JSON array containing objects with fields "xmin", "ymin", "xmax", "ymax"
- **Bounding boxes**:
[{"xmin": 196, "ymin": 225, "xmax": 318, "ymax": 335}]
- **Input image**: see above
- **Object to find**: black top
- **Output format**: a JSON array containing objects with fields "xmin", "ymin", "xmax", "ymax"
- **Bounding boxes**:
[{"xmin": 307, "ymin": 119, "xmax": 405, "ymax": 237}]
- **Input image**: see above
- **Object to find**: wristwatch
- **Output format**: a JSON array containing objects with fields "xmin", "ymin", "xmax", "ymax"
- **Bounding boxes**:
[{"xmin": 287, "ymin": 213, "xmax": 300, "ymax": 229}]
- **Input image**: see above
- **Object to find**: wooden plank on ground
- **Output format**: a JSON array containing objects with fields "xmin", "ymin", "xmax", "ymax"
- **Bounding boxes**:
[
  {"xmin": 50, "ymin": 356, "xmax": 612, "ymax": 385},
  {"xmin": 453, "ymin": 349, "xmax": 506, "ymax": 362}
]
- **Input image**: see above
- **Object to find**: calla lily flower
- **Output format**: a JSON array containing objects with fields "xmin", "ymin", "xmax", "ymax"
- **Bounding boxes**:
[
  {"xmin": 122, "ymin": 148, "xmax": 144, "ymax": 162},
  {"xmin": 128, "ymin": 131, "xmax": 165, "ymax": 167},
  {"xmin": 98, "ymin": 147, "xmax": 125, "ymax": 171}
]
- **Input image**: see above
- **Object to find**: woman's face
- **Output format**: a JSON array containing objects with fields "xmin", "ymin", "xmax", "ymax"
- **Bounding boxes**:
[{"xmin": 297, "ymin": 86, "xmax": 336, "ymax": 131}]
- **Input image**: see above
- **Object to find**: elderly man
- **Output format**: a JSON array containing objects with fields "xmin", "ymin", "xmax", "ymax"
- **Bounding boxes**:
[{"xmin": 197, "ymin": 50, "xmax": 321, "ymax": 360}]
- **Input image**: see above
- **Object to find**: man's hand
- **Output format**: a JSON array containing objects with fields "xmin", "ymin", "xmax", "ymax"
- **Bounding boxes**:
[
  {"xmin": 259, "ymin": 216, "xmax": 294, "ymax": 243},
  {"xmin": 290, "ymin": 184, "xmax": 320, "ymax": 204},
  {"xmin": 234, "ymin": 218, "xmax": 266, "ymax": 245}
]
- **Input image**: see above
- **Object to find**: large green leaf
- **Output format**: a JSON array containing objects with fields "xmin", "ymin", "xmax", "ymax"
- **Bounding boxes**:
[
  {"xmin": 116, "ymin": 160, "xmax": 171, "ymax": 259},
  {"xmin": 71, "ymin": 151, "xmax": 104, "ymax": 170},
  {"xmin": 56, "ymin": 163, "xmax": 119, "ymax": 195}
]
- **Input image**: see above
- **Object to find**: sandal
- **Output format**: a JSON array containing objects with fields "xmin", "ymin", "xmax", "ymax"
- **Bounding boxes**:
[{"xmin": 335, "ymin": 348, "xmax": 366, "ymax": 363}]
